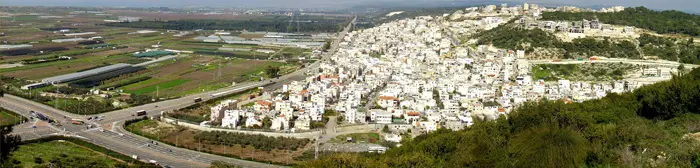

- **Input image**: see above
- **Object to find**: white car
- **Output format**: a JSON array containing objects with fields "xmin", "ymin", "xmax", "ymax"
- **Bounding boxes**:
[{"xmin": 148, "ymin": 160, "xmax": 158, "ymax": 165}]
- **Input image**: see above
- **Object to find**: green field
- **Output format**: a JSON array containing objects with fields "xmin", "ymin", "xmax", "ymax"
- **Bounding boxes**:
[
  {"xmin": 0, "ymin": 110, "xmax": 24, "ymax": 126},
  {"xmin": 9, "ymin": 141, "xmax": 124, "ymax": 167},
  {"xmin": 128, "ymin": 79, "xmax": 190, "ymax": 95},
  {"xmin": 46, "ymin": 98, "xmax": 82, "ymax": 110},
  {"xmin": 2, "ymin": 15, "xmax": 39, "ymax": 21}
]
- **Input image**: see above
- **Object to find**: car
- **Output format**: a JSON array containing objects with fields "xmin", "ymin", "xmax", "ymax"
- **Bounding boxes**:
[
  {"xmin": 135, "ymin": 110, "xmax": 147, "ymax": 116},
  {"xmin": 148, "ymin": 160, "xmax": 158, "ymax": 165}
]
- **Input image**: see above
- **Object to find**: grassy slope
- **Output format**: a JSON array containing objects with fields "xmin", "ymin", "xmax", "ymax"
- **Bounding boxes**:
[
  {"xmin": 10, "ymin": 141, "xmax": 123, "ymax": 167},
  {"xmin": 0, "ymin": 110, "xmax": 23, "ymax": 126}
]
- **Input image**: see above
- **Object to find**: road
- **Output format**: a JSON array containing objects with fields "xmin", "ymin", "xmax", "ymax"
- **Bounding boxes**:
[
  {"xmin": 530, "ymin": 58, "xmax": 700, "ymax": 69},
  {"xmin": 1, "ymin": 16, "xmax": 358, "ymax": 168}
]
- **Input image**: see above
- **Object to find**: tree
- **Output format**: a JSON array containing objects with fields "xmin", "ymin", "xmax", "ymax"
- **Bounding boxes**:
[
  {"xmin": 322, "ymin": 41, "xmax": 331, "ymax": 52},
  {"xmin": 382, "ymin": 125, "xmax": 390, "ymax": 133},
  {"xmin": 337, "ymin": 115, "xmax": 345, "ymax": 123},
  {"xmin": 264, "ymin": 66, "xmax": 280, "ymax": 78},
  {"xmin": 678, "ymin": 64, "xmax": 685, "ymax": 75},
  {"xmin": 262, "ymin": 117, "xmax": 272, "ymax": 129},
  {"xmin": 0, "ymin": 125, "xmax": 21, "ymax": 162}
]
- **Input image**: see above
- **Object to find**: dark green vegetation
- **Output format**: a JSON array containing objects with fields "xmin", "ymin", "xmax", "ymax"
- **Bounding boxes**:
[
  {"xmin": 2, "ymin": 136, "xmax": 157, "ymax": 168},
  {"xmin": 473, "ymin": 23, "xmax": 639, "ymax": 58},
  {"xmin": 104, "ymin": 15, "xmax": 350, "ymax": 33},
  {"xmin": 638, "ymin": 34, "xmax": 700, "ymax": 64},
  {"xmin": 541, "ymin": 7, "xmax": 700, "ymax": 36},
  {"xmin": 306, "ymin": 68, "xmax": 700, "ymax": 167},
  {"xmin": 1, "ymin": 125, "xmax": 21, "ymax": 167}
]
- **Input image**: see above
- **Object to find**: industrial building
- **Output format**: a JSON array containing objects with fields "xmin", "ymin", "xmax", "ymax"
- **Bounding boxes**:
[
  {"xmin": 41, "ymin": 63, "xmax": 133, "ymax": 84},
  {"xmin": 0, "ymin": 44, "xmax": 32, "ymax": 50},
  {"xmin": 134, "ymin": 50, "xmax": 174, "ymax": 57},
  {"xmin": 52, "ymin": 38, "xmax": 87, "ymax": 43}
]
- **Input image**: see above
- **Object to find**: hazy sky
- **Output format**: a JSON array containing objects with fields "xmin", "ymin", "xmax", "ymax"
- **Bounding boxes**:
[{"xmin": 3, "ymin": 0, "xmax": 699, "ymax": 13}]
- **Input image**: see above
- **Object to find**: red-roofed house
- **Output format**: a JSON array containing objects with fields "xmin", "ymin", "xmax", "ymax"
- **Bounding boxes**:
[{"xmin": 377, "ymin": 96, "xmax": 400, "ymax": 108}]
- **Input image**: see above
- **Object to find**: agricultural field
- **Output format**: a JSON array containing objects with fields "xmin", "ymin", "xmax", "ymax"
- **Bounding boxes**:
[
  {"xmin": 125, "ymin": 119, "xmax": 312, "ymax": 165},
  {"xmin": 116, "ymin": 55, "xmax": 298, "ymax": 97},
  {"xmin": 0, "ymin": 8, "xmax": 313, "ymax": 116}
]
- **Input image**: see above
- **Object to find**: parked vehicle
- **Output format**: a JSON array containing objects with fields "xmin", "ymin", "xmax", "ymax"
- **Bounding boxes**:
[
  {"xmin": 135, "ymin": 110, "xmax": 147, "ymax": 116},
  {"xmin": 71, "ymin": 119, "xmax": 84, "ymax": 125},
  {"xmin": 194, "ymin": 97, "xmax": 203, "ymax": 103}
]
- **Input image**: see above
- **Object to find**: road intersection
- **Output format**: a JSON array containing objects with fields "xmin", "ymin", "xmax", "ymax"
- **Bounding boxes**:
[{"xmin": 1, "ymin": 16, "xmax": 357, "ymax": 168}]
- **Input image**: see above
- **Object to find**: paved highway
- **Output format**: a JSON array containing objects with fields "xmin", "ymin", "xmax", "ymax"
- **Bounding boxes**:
[
  {"xmin": 530, "ymin": 58, "xmax": 700, "ymax": 68},
  {"xmin": 1, "ymin": 16, "xmax": 358, "ymax": 168}
]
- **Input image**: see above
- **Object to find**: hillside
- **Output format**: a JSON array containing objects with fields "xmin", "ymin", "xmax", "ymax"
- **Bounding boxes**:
[
  {"xmin": 473, "ymin": 23, "xmax": 640, "ymax": 59},
  {"xmin": 472, "ymin": 23, "xmax": 700, "ymax": 63},
  {"xmin": 541, "ymin": 6, "xmax": 700, "ymax": 37},
  {"xmin": 304, "ymin": 68, "xmax": 700, "ymax": 167}
]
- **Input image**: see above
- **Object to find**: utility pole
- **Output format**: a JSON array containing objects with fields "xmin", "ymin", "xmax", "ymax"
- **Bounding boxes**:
[
  {"xmin": 54, "ymin": 83, "xmax": 59, "ymax": 108},
  {"xmin": 315, "ymin": 128, "xmax": 319, "ymax": 159},
  {"xmin": 156, "ymin": 86, "xmax": 159, "ymax": 98},
  {"xmin": 218, "ymin": 59, "xmax": 222, "ymax": 80}
]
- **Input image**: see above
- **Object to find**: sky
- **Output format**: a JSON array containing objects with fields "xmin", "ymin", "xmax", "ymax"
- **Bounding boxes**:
[{"xmin": 2, "ymin": 0, "xmax": 699, "ymax": 13}]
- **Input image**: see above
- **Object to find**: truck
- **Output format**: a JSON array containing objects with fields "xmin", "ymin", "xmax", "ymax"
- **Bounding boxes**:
[
  {"xmin": 194, "ymin": 97, "xmax": 203, "ymax": 103},
  {"xmin": 135, "ymin": 110, "xmax": 147, "ymax": 116}
]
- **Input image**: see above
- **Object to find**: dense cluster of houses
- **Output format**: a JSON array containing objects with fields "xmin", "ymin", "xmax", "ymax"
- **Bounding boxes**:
[{"xmin": 204, "ymin": 5, "xmax": 652, "ymax": 135}]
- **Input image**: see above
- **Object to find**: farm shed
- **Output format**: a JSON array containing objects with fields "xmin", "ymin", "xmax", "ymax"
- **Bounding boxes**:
[
  {"xmin": 134, "ymin": 50, "xmax": 174, "ymax": 57},
  {"xmin": 41, "ymin": 63, "xmax": 133, "ymax": 84}
]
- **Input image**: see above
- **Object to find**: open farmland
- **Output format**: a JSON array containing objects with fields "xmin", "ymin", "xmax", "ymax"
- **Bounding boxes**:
[
  {"xmin": 105, "ymin": 9, "xmax": 260, "ymax": 20},
  {"xmin": 0, "ymin": 7, "xmax": 316, "ymax": 116},
  {"xmin": 119, "ymin": 55, "xmax": 298, "ymax": 97},
  {"xmin": 1, "ymin": 49, "xmax": 141, "ymax": 80}
]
